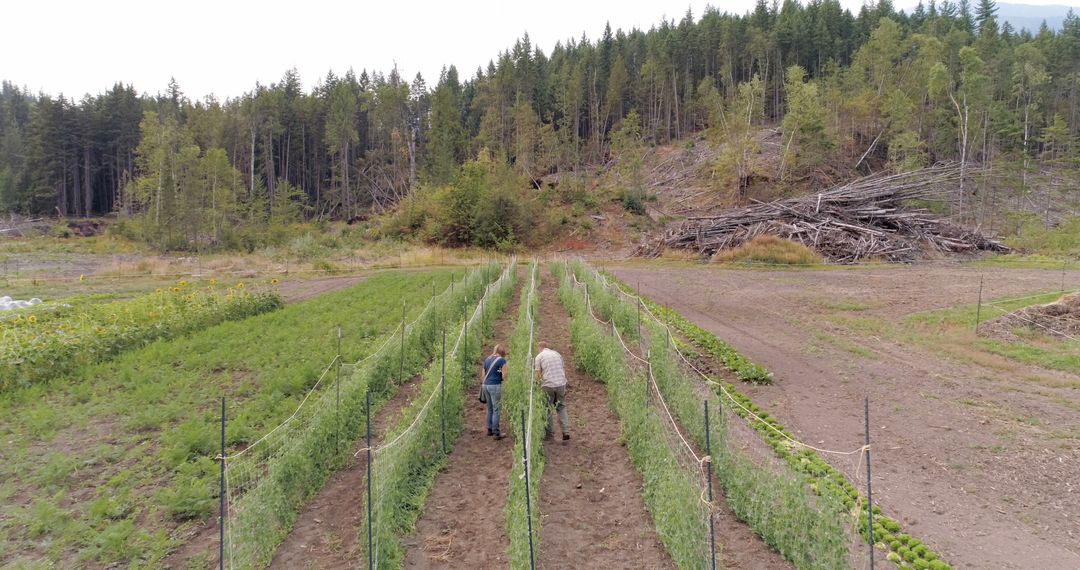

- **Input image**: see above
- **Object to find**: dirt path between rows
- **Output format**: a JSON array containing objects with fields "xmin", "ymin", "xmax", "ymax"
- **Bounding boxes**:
[
  {"xmin": 277, "ymin": 275, "xmax": 369, "ymax": 304},
  {"xmin": 267, "ymin": 373, "xmax": 427, "ymax": 569},
  {"xmin": 163, "ymin": 374, "xmax": 426, "ymax": 569},
  {"xmin": 535, "ymin": 268, "xmax": 675, "ymax": 570},
  {"xmin": 613, "ymin": 264, "xmax": 1080, "ymax": 569},
  {"xmin": 400, "ymin": 270, "xmax": 522, "ymax": 568}
]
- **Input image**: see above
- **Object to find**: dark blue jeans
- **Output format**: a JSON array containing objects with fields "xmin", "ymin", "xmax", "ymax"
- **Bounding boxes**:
[{"xmin": 484, "ymin": 383, "xmax": 502, "ymax": 434}]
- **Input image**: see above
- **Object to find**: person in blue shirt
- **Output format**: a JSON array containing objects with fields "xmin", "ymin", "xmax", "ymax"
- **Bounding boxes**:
[{"xmin": 482, "ymin": 344, "xmax": 508, "ymax": 440}]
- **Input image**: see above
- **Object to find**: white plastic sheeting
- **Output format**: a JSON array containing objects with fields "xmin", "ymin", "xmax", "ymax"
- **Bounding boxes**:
[{"xmin": 0, "ymin": 296, "xmax": 42, "ymax": 311}]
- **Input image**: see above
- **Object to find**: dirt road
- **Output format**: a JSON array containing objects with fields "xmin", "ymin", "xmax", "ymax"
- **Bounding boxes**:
[{"xmin": 612, "ymin": 264, "xmax": 1080, "ymax": 570}]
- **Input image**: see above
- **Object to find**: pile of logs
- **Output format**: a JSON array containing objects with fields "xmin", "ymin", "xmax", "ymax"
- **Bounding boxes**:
[{"xmin": 641, "ymin": 164, "xmax": 1009, "ymax": 263}]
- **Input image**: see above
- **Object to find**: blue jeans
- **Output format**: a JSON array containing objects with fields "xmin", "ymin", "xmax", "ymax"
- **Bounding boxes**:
[{"xmin": 484, "ymin": 383, "xmax": 502, "ymax": 434}]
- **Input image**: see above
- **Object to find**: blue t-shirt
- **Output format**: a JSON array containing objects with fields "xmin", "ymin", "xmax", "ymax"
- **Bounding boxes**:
[{"xmin": 483, "ymin": 356, "xmax": 506, "ymax": 385}]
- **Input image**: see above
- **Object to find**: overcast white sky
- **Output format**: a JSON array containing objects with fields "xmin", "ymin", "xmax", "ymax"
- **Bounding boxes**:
[{"xmin": 4, "ymin": 0, "xmax": 1078, "ymax": 100}]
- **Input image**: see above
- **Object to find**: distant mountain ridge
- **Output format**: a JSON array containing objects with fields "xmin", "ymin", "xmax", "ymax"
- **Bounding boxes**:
[{"xmin": 996, "ymin": 2, "xmax": 1076, "ymax": 31}]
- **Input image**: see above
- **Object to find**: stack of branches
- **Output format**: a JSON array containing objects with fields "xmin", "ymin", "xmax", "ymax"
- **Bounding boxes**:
[{"xmin": 641, "ymin": 163, "xmax": 1009, "ymax": 263}]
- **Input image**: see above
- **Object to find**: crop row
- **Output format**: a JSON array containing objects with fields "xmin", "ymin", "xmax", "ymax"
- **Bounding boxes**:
[
  {"xmin": 0, "ymin": 282, "xmax": 283, "ymax": 390},
  {"xmin": 555, "ymin": 262, "xmax": 713, "ymax": 569},
  {"xmin": 0, "ymin": 270, "xmax": 458, "ymax": 568},
  {"xmin": 502, "ymin": 261, "xmax": 545, "ymax": 568},
  {"xmin": 595, "ymin": 266, "xmax": 951, "ymax": 570},
  {"xmin": 572, "ymin": 262, "xmax": 852, "ymax": 568},
  {"xmin": 596, "ymin": 271, "xmax": 772, "ymax": 385},
  {"xmin": 358, "ymin": 261, "xmax": 515, "ymax": 568},
  {"xmin": 225, "ymin": 263, "xmax": 506, "ymax": 569}
]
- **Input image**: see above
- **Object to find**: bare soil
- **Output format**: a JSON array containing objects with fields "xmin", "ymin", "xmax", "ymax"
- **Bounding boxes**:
[
  {"xmin": 400, "ymin": 270, "xmax": 524, "ymax": 568},
  {"xmin": 267, "ymin": 373, "xmax": 426, "ymax": 569},
  {"xmin": 277, "ymin": 276, "xmax": 369, "ymax": 304},
  {"xmin": 534, "ymin": 269, "xmax": 675, "ymax": 570},
  {"xmin": 163, "ymin": 374, "xmax": 426, "ymax": 570},
  {"xmin": 612, "ymin": 263, "xmax": 1080, "ymax": 569}
]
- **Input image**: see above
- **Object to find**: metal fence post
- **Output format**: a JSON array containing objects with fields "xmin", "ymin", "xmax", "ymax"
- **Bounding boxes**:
[
  {"xmin": 336, "ymin": 326, "xmax": 342, "ymax": 452},
  {"xmin": 974, "ymin": 276, "xmax": 984, "ymax": 333},
  {"xmin": 704, "ymin": 400, "xmax": 717, "ymax": 570},
  {"xmin": 366, "ymin": 391, "xmax": 374, "ymax": 570},
  {"xmin": 399, "ymin": 301, "xmax": 406, "ymax": 386},
  {"xmin": 219, "ymin": 397, "xmax": 226, "ymax": 570},
  {"xmin": 440, "ymin": 329, "xmax": 447, "ymax": 455},
  {"xmin": 865, "ymin": 397, "xmax": 876, "ymax": 570},
  {"xmin": 521, "ymin": 409, "xmax": 536, "ymax": 570}
]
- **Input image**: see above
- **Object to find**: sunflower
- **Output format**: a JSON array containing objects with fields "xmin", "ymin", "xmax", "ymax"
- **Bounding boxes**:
[
  {"xmin": 271, "ymin": 278, "xmax": 279, "ymax": 285},
  {"xmin": 27, "ymin": 315, "xmax": 37, "ymax": 323},
  {"xmin": 236, "ymin": 282, "xmax": 245, "ymax": 289},
  {"xmin": 79, "ymin": 274, "xmax": 86, "ymax": 282},
  {"xmin": 171, "ymin": 287, "xmax": 181, "ymax": 293},
  {"xmin": 179, "ymin": 280, "xmax": 188, "ymax": 287},
  {"xmin": 155, "ymin": 288, "xmax": 163, "ymax": 293},
  {"xmin": 210, "ymin": 278, "xmax": 217, "ymax": 285}
]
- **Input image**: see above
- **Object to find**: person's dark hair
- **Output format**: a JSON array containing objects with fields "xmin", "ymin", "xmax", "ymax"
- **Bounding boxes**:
[{"xmin": 493, "ymin": 344, "xmax": 507, "ymax": 357}]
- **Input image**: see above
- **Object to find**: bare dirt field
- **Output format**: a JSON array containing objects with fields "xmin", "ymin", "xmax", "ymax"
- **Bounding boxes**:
[
  {"xmin": 611, "ymin": 263, "xmax": 1080, "ymax": 570},
  {"xmin": 277, "ymin": 276, "xmax": 369, "ymax": 304}
]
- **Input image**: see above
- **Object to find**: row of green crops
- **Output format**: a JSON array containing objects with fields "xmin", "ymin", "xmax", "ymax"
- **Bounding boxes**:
[
  {"xmin": 554, "ymin": 262, "xmax": 712, "ymax": 569},
  {"xmin": 502, "ymin": 261, "xmax": 545, "ymax": 568},
  {"xmin": 0, "ymin": 281, "xmax": 283, "ymax": 390},
  {"xmin": 595, "ymin": 266, "xmax": 952, "ymax": 570},
  {"xmin": 225, "ymin": 262, "xmax": 505, "ymax": 569},
  {"xmin": 572, "ymin": 263, "xmax": 851, "ymax": 568},
  {"xmin": 596, "ymin": 269, "xmax": 772, "ymax": 385},
  {"xmin": 359, "ymin": 262, "xmax": 516, "ymax": 569},
  {"xmin": 0, "ymin": 269, "xmax": 460, "ymax": 568}
]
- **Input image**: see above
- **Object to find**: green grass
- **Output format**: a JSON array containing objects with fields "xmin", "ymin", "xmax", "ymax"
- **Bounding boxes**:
[
  {"xmin": 0, "ymin": 269, "xmax": 463, "ymax": 567},
  {"xmin": 977, "ymin": 339, "xmax": 1080, "ymax": 373},
  {"xmin": 903, "ymin": 289, "xmax": 1080, "ymax": 375}
]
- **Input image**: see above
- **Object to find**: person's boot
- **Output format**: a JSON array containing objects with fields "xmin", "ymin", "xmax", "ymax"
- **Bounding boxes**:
[
  {"xmin": 493, "ymin": 431, "xmax": 504, "ymax": 440},
  {"xmin": 487, "ymin": 428, "xmax": 493, "ymax": 436}
]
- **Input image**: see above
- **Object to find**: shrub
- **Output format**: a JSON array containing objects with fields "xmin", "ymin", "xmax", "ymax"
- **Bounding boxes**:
[{"xmin": 711, "ymin": 235, "xmax": 823, "ymax": 265}]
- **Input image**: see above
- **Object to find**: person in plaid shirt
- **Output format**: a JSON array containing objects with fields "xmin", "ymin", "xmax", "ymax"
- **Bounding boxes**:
[{"xmin": 534, "ymin": 341, "xmax": 570, "ymax": 441}]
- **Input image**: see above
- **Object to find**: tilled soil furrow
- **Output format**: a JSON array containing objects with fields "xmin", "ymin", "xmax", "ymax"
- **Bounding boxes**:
[
  {"xmin": 399, "ymin": 270, "xmax": 524, "ymax": 568},
  {"xmin": 535, "ymin": 268, "xmax": 675, "ymax": 570},
  {"xmin": 265, "ymin": 372, "xmax": 427, "ymax": 569}
]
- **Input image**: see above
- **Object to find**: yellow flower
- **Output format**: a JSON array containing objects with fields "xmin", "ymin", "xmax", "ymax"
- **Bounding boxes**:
[
  {"xmin": 155, "ymin": 288, "xmax": 163, "ymax": 293},
  {"xmin": 27, "ymin": 315, "xmax": 37, "ymax": 323},
  {"xmin": 236, "ymin": 282, "xmax": 245, "ymax": 289},
  {"xmin": 79, "ymin": 274, "xmax": 86, "ymax": 282},
  {"xmin": 210, "ymin": 278, "xmax": 217, "ymax": 285},
  {"xmin": 225, "ymin": 295, "xmax": 234, "ymax": 302},
  {"xmin": 171, "ymin": 287, "xmax": 181, "ymax": 293},
  {"xmin": 179, "ymin": 280, "xmax": 188, "ymax": 287},
  {"xmin": 271, "ymin": 278, "xmax": 279, "ymax": 285}
]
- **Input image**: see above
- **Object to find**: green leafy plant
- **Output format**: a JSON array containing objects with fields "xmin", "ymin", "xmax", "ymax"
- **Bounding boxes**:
[{"xmin": 0, "ymin": 282, "xmax": 283, "ymax": 390}]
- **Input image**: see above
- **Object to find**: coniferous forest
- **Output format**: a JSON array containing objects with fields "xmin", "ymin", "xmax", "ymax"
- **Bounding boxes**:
[{"xmin": 2, "ymin": 0, "xmax": 1079, "ymax": 251}]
